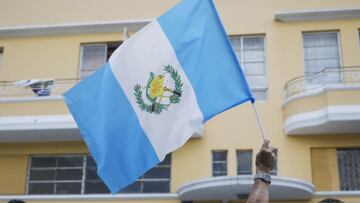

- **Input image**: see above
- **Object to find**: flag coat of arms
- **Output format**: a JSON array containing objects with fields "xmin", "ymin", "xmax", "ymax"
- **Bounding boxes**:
[{"xmin": 64, "ymin": 0, "xmax": 254, "ymax": 193}]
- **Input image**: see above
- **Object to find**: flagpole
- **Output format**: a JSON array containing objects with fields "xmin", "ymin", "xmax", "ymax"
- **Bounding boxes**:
[{"xmin": 251, "ymin": 102, "xmax": 268, "ymax": 143}]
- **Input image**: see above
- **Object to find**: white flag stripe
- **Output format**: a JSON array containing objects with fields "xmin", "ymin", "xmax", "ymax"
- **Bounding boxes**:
[{"xmin": 109, "ymin": 21, "xmax": 204, "ymax": 160}]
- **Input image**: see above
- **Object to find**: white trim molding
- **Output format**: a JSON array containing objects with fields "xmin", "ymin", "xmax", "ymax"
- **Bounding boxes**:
[
  {"xmin": 177, "ymin": 175, "xmax": 315, "ymax": 201},
  {"xmin": 0, "ymin": 114, "xmax": 80, "ymax": 142},
  {"xmin": 283, "ymin": 84, "xmax": 360, "ymax": 107},
  {"xmin": 315, "ymin": 191, "xmax": 360, "ymax": 198},
  {"xmin": 0, "ymin": 194, "xmax": 178, "ymax": 201},
  {"xmin": 284, "ymin": 105, "xmax": 360, "ymax": 135},
  {"xmin": 275, "ymin": 7, "xmax": 360, "ymax": 22},
  {"xmin": 0, "ymin": 115, "xmax": 76, "ymax": 131},
  {"xmin": 0, "ymin": 19, "xmax": 152, "ymax": 38},
  {"xmin": 0, "ymin": 114, "xmax": 203, "ymax": 142},
  {"xmin": 0, "ymin": 96, "xmax": 63, "ymax": 103}
]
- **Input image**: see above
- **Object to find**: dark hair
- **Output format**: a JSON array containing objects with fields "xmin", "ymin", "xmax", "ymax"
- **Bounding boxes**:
[{"xmin": 8, "ymin": 200, "xmax": 25, "ymax": 203}]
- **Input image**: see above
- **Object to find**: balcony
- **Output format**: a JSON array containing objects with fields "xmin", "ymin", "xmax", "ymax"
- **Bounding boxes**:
[
  {"xmin": 178, "ymin": 175, "xmax": 315, "ymax": 201},
  {"xmin": 0, "ymin": 78, "xmax": 79, "ymax": 102},
  {"xmin": 0, "ymin": 78, "xmax": 80, "ymax": 142},
  {"xmin": 0, "ymin": 78, "xmax": 203, "ymax": 142},
  {"xmin": 283, "ymin": 67, "xmax": 360, "ymax": 135}
]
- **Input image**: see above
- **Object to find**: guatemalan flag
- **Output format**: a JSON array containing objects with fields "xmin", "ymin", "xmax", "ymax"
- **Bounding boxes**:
[{"xmin": 64, "ymin": 0, "xmax": 254, "ymax": 193}]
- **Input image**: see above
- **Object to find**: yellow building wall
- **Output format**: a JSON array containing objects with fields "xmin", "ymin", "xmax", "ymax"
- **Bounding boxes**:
[
  {"xmin": 0, "ymin": 0, "xmax": 360, "ymax": 202},
  {"xmin": 311, "ymin": 148, "xmax": 340, "ymax": 191},
  {"xmin": 0, "ymin": 155, "xmax": 27, "ymax": 195}
]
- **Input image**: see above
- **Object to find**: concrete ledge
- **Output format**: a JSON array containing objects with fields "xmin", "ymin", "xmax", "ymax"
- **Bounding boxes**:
[
  {"xmin": 275, "ymin": 7, "xmax": 360, "ymax": 22},
  {"xmin": 0, "ymin": 194, "xmax": 178, "ymax": 201},
  {"xmin": 0, "ymin": 19, "xmax": 152, "ymax": 38},
  {"xmin": 178, "ymin": 175, "xmax": 315, "ymax": 201}
]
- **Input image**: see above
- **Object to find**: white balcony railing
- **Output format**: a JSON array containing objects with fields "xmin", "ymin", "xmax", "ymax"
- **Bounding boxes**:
[
  {"xmin": 0, "ymin": 78, "xmax": 80, "ymax": 101},
  {"xmin": 284, "ymin": 67, "xmax": 360, "ymax": 99}
]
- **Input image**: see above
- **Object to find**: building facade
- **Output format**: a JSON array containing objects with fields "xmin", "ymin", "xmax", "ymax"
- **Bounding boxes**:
[{"xmin": 0, "ymin": 0, "xmax": 360, "ymax": 202}]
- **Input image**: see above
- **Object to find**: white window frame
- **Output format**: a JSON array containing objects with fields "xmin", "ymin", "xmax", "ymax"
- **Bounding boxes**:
[
  {"xmin": 302, "ymin": 31, "xmax": 343, "ymax": 84},
  {"xmin": 26, "ymin": 154, "xmax": 171, "ymax": 194},
  {"xmin": 230, "ymin": 35, "xmax": 268, "ymax": 101},
  {"xmin": 337, "ymin": 148, "xmax": 360, "ymax": 191},
  {"xmin": 78, "ymin": 43, "xmax": 107, "ymax": 78},
  {"xmin": 236, "ymin": 150, "xmax": 253, "ymax": 175},
  {"xmin": 26, "ymin": 155, "xmax": 86, "ymax": 195},
  {"xmin": 0, "ymin": 48, "xmax": 3, "ymax": 72},
  {"xmin": 212, "ymin": 150, "xmax": 228, "ymax": 177},
  {"xmin": 123, "ymin": 158, "xmax": 171, "ymax": 193}
]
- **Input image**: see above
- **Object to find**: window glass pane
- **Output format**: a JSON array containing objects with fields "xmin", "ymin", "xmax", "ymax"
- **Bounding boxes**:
[
  {"xmin": 143, "ymin": 167, "xmax": 170, "ymax": 179},
  {"xmin": 213, "ymin": 171, "xmax": 227, "ymax": 177},
  {"xmin": 303, "ymin": 32, "xmax": 340, "ymax": 75},
  {"xmin": 56, "ymin": 169, "xmax": 82, "ymax": 180},
  {"xmin": 243, "ymin": 62, "xmax": 265, "ymax": 75},
  {"xmin": 303, "ymin": 33, "xmax": 338, "ymax": 47},
  {"xmin": 29, "ymin": 169, "xmax": 55, "ymax": 181},
  {"xmin": 252, "ymin": 90, "xmax": 267, "ymax": 101},
  {"xmin": 212, "ymin": 151, "xmax": 227, "ymax": 161},
  {"xmin": 0, "ymin": 49, "xmax": 3, "ymax": 70},
  {"xmin": 246, "ymin": 75, "xmax": 267, "ymax": 88},
  {"xmin": 159, "ymin": 154, "xmax": 171, "ymax": 166},
  {"xmin": 86, "ymin": 168, "xmax": 100, "ymax": 180},
  {"xmin": 57, "ymin": 157, "xmax": 83, "ymax": 167},
  {"xmin": 120, "ymin": 181, "xmax": 141, "ymax": 193},
  {"xmin": 243, "ymin": 37, "xmax": 264, "ymax": 49},
  {"xmin": 338, "ymin": 149, "xmax": 360, "ymax": 190},
  {"xmin": 212, "ymin": 151, "xmax": 227, "ymax": 177},
  {"xmin": 143, "ymin": 181, "xmax": 170, "ymax": 193},
  {"xmin": 56, "ymin": 183, "xmax": 82, "ymax": 194},
  {"xmin": 86, "ymin": 156, "xmax": 97, "ymax": 168},
  {"xmin": 305, "ymin": 59, "xmax": 340, "ymax": 73},
  {"xmin": 28, "ymin": 183, "xmax": 54, "ymax": 194},
  {"xmin": 243, "ymin": 50, "xmax": 264, "ymax": 63},
  {"xmin": 230, "ymin": 37, "xmax": 241, "ymax": 52},
  {"xmin": 85, "ymin": 181, "xmax": 110, "ymax": 194},
  {"xmin": 213, "ymin": 163, "xmax": 227, "ymax": 172},
  {"xmin": 106, "ymin": 44, "xmax": 119, "ymax": 60},
  {"xmin": 304, "ymin": 46, "xmax": 339, "ymax": 60},
  {"xmin": 80, "ymin": 44, "xmax": 106, "ymax": 77},
  {"xmin": 229, "ymin": 35, "xmax": 267, "ymax": 100},
  {"xmin": 31, "ymin": 157, "xmax": 56, "ymax": 168},
  {"xmin": 237, "ymin": 150, "xmax": 252, "ymax": 175}
]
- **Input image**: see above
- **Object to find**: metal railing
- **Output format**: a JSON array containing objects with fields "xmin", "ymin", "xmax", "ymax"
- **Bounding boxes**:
[
  {"xmin": 0, "ymin": 78, "xmax": 81, "ymax": 100},
  {"xmin": 285, "ymin": 66, "xmax": 360, "ymax": 98}
]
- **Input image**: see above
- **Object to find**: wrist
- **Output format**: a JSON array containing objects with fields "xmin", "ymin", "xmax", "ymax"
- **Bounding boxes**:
[{"xmin": 254, "ymin": 173, "xmax": 272, "ymax": 184}]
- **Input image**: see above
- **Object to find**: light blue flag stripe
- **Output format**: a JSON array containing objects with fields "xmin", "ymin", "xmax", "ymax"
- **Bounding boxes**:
[
  {"xmin": 64, "ymin": 63, "xmax": 159, "ymax": 193},
  {"xmin": 158, "ymin": 0, "xmax": 254, "ymax": 122}
]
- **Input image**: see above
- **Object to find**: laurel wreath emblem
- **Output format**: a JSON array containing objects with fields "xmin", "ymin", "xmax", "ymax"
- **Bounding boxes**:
[{"xmin": 134, "ymin": 65, "xmax": 183, "ymax": 114}]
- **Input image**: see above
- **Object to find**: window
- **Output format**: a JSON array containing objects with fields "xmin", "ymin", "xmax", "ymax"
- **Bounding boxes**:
[
  {"xmin": 303, "ymin": 32, "xmax": 341, "ymax": 83},
  {"xmin": 230, "ymin": 35, "xmax": 267, "ymax": 100},
  {"xmin": 337, "ymin": 148, "xmax": 360, "ymax": 191},
  {"xmin": 79, "ymin": 42, "xmax": 121, "ymax": 78},
  {"xmin": 121, "ymin": 154, "xmax": 171, "ymax": 193},
  {"xmin": 237, "ymin": 150, "xmax": 252, "ymax": 175},
  {"xmin": 212, "ymin": 151, "xmax": 227, "ymax": 177},
  {"xmin": 0, "ymin": 48, "xmax": 3, "ymax": 70},
  {"xmin": 27, "ymin": 154, "xmax": 171, "ymax": 194}
]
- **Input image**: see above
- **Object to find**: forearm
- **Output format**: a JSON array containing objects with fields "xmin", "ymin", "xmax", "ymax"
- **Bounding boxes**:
[{"xmin": 246, "ymin": 179, "xmax": 269, "ymax": 203}]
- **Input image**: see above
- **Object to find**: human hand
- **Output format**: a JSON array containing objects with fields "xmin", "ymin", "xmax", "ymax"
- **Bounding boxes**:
[{"xmin": 255, "ymin": 140, "xmax": 276, "ymax": 174}]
